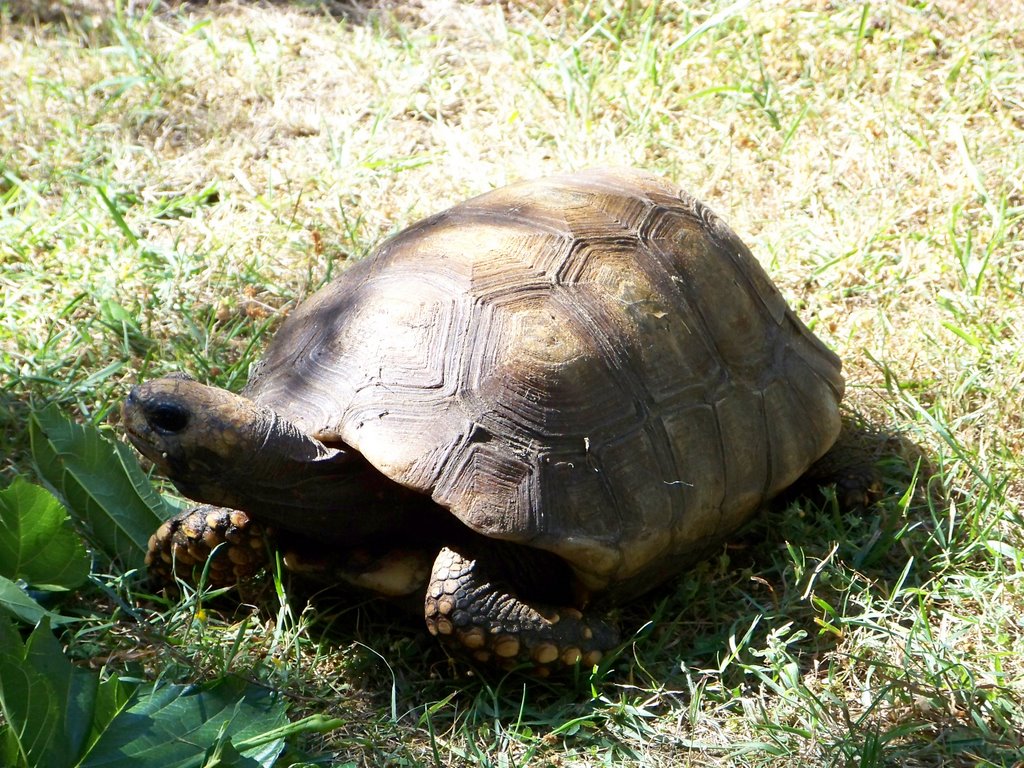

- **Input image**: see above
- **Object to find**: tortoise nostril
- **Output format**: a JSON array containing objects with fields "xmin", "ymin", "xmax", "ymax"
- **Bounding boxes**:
[{"xmin": 147, "ymin": 402, "xmax": 191, "ymax": 434}]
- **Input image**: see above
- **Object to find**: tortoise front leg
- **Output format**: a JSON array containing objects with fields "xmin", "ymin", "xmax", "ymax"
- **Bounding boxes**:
[
  {"xmin": 425, "ymin": 545, "xmax": 618, "ymax": 672},
  {"xmin": 146, "ymin": 504, "xmax": 269, "ymax": 588}
]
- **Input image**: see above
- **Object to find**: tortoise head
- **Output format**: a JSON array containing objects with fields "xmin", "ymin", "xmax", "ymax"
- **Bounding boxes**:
[{"xmin": 123, "ymin": 374, "xmax": 351, "ymax": 519}]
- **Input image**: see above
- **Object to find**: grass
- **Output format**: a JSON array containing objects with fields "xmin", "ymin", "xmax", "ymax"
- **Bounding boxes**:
[{"xmin": 2, "ymin": 0, "xmax": 1023, "ymax": 765}]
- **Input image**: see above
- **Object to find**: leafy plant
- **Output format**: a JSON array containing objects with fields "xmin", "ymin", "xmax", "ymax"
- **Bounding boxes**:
[
  {"xmin": 30, "ymin": 405, "xmax": 175, "ymax": 572},
  {"xmin": 0, "ymin": 479, "xmax": 89, "ymax": 625},
  {"xmin": 0, "ymin": 615, "xmax": 339, "ymax": 768},
  {"xmin": 0, "ymin": 411, "xmax": 345, "ymax": 766}
]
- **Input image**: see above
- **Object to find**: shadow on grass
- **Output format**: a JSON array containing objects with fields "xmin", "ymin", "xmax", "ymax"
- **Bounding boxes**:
[{"xmin": 0, "ymin": 391, "xmax": 35, "ymax": 484}]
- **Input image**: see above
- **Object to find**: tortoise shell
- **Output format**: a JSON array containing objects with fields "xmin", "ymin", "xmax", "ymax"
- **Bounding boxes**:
[{"xmin": 245, "ymin": 168, "xmax": 843, "ymax": 593}]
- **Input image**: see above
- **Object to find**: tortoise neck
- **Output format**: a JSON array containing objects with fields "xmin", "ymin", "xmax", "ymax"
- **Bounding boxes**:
[
  {"xmin": 159, "ymin": 398, "xmax": 354, "ymax": 516},
  {"xmin": 222, "ymin": 445, "xmax": 429, "ymax": 540}
]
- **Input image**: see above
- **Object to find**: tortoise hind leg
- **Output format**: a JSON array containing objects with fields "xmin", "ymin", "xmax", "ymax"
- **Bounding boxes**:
[
  {"xmin": 799, "ymin": 417, "xmax": 887, "ymax": 510},
  {"xmin": 425, "ymin": 545, "xmax": 619, "ymax": 673}
]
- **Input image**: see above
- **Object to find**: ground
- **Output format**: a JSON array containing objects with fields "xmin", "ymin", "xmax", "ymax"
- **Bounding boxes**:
[{"xmin": 1, "ymin": 1, "xmax": 1022, "ymax": 766}]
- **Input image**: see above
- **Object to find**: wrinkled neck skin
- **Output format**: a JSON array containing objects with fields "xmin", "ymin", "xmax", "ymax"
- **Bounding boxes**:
[
  {"xmin": 174, "ymin": 406, "xmax": 357, "ymax": 521},
  {"xmin": 123, "ymin": 377, "xmax": 397, "ymax": 535}
]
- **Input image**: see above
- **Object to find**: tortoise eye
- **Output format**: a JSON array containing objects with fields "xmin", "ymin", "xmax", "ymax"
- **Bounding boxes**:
[{"xmin": 147, "ymin": 402, "xmax": 191, "ymax": 434}]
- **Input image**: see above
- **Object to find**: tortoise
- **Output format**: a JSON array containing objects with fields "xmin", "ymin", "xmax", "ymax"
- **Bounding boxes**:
[{"xmin": 123, "ymin": 168, "xmax": 853, "ymax": 672}]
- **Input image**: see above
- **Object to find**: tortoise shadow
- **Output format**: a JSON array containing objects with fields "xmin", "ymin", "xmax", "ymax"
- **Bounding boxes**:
[
  {"xmin": 587, "ymin": 421, "xmax": 1023, "ymax": 761},
  {"xmin": 377, "ymin": 419, "xmax": 1015, "ymax": 743},
  {"xmin": 212, "ymin": 416, "xmax": 1023, "ymax": 762},
  {"xmin": 285, "ymin": 415, "xmax": 941, "ymax": 673}
]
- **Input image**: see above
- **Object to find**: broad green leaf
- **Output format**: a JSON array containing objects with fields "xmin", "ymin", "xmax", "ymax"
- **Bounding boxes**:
[
  {"xmin": 30, "ymin": 405, "xmax": 176, "ymax": 572},
  {"xmin": 201, "ymin": 737, "xmax": 259, "ymax": 768},
  {"xmin": 24, "ymin": 620, "xmax": 101, "ymax": 767},
  {"xmin": 0, "ymin": 575, "xmax": 75, "ymax": 627},
  {"xmin": 0, "ymin": 616, "xmax": 27, "ymax": 768},
  {"xmin": 83, "ymin": 677, "xmax": 292, "ymax": 768},
  {"xmin": 81, "ymin": 666, "xmax": 134, "ymax": 758},
  {"xmin": 0, "ymin": 617, "xmax": 101, "ymax": 768},
  {"xmin": 0, "ymin": 479, "xmax": 90, "ymax": 590}
]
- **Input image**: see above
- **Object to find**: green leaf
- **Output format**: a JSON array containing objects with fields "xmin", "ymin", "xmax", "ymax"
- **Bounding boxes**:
[
  {"xmin": 201, "ymin": 735, "xmax": 258, "ymax": 768},
  {"xmin": 0, "ymin": 575, "xmax": 75, "ymax": 627},
  {"xmin": 0, "ymin": 617, "xmax": 319, "ymax": 768},
  {"xmin": 0, "ymin": 479, "xmax": 90, "ymax": 590},
  {"xmin": 24, "ymin": 620, "xmax": 101, "ymax": 767},
  {"xmin": 0, "ymin": 617, "xmax": 106, "ymax": 768},
  {"xmin": 81, "ymin": 665, "xmax": 134, "ymax": 758},
  {"xmin": 0, "ymin": 617, "xmax": 26, "ymax": 767},
  {"xmin": 29, "ymin": 405, "xmax": 176, "ymax": 572},
  {"xmin": 151, "ymin": 184, "xmax": 220, "ymax": 220},
  {"xmin": 92, "ymin": 184, "xmax": 139, "ymax": 246},
  {"xmin": 83, "ymin": 677, "xmax": 292, "ymax": 768}
]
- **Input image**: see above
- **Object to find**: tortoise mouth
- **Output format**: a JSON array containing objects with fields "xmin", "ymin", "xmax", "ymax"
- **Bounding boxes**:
[
  {"xmin": 124, "ymin": 423, "xmax": 160, "ymax": 458},
  {"xmin": 122, "ymin": 409, "xmax": 176, "ymax": 474}
]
